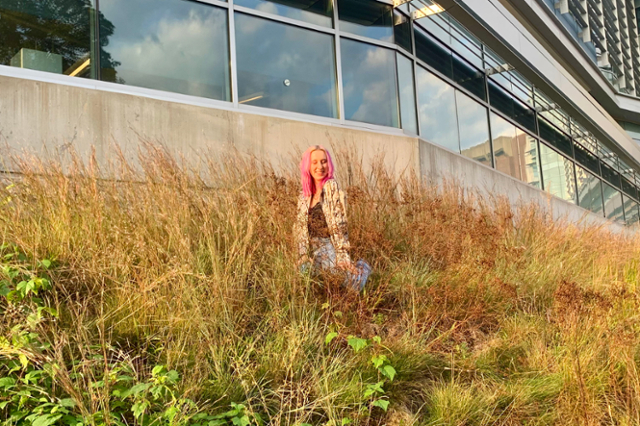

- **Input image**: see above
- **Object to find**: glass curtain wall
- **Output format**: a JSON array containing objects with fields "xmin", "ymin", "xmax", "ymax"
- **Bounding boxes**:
[{"xmin": 4, "ymin": 0, "xmax": 640, "ymax": 224}]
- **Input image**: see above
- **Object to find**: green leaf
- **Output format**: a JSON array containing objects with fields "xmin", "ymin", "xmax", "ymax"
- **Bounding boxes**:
[
  {"xmin": 372, "ymin": 336, "xmax": 382, "ymax": 345},
  {"xmin": 58, "ymin": 398, "xmax": 76, "ymax": 408},
  {"xmin": 32, "ymin": 414, "xmax": 63, "ymax": 426},
  {"xmin": 0, "ymin": 377, "xmax": 15, "ymax": 388},
  {"xmin": 325, "ymin": 332, "xmax": 338, "ymax": 345},
  {"xmin": 341, "ymin": 418, "xmax": 353, "ymax": 425},
  {"xmin": 208, "ymin": 421, "xmax": 226, "ymax": 426},
  {"xmin": 372, "ymin": 399, "xmax": 390, "ymax": 412},
  {"xmin": 166, "ymin": 370, "xmax": 179, "ymax": 382},
  {"xmin": 152, "ymin": 365, "xmax": 165, "ymax": 376},
  {"xmin": 40, "ymin": 259, "xmax": 52, "ymax": 269},
  {"xmin": 19, "ymin": 354, "xmax": 28, "ymax": 369},
  {"xmin": 132, "ymin": 401, "xmax": 149, "ymax": 419},
  {"xmin": 347, "ymin": 336, "xmax": 368, "ymax": 353},
  {"xmin": 370, "ymin": 354, "xmax": 387, "ymax": 369},
  {"xmin": 363, "ymin": 381, "xmax": 385, "ymax": 399},
  {"xmin": 381, "ymin": 365, "xmax": 396, "ymax": 381}
]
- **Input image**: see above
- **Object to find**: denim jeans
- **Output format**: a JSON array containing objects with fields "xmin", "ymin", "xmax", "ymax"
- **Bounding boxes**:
[{"xmin": 305, "ymin": 237, "xmax": 372, "ymax": 291}]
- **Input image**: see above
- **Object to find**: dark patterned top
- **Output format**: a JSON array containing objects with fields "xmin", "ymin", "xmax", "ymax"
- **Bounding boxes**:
[
  {"xmin": 294, "ymin": 178, "xmax": 351, "ymax": 265},
  {"xmin": 308, "ymin": 202, "xmax": 330, "ymax": 238}
]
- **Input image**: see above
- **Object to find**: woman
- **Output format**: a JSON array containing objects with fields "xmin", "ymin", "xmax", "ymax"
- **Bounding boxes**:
[{"xmin": 293, "ymin": 145, "xmax": 371, "ymax": 291}]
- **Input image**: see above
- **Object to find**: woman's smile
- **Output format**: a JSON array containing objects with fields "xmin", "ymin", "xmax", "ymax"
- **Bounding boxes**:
[{"xmin": 310, "ymin": 149, "xmax": 328, "ymax": 181}]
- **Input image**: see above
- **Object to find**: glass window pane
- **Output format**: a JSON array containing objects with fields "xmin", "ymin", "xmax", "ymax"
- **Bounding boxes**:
[
  {"xmin": 450, "ymin": 20, "xmax": 482, "ymax": 69},
  {"xmin": 488, "ymin": 80, "xmax": 514, "ymax": 118},
  {"xmin": 603, "ymin": 183, "xmax": 625, "ymax": 223},
  {"xmin": 1, "ymin": 0, "xmax": 95, "ymax": 78},
  {"xmin": 338, "ymin": 0, "xmax": 393, "ymax": 41},
  {"xmin": 456, "ymin": 91, "xmax": 491, "ymax": 166},
  {"xmin": 574, "ymin": 142, "xmax": 600, "ymax": 175},
  {"xmin": 235, "ymin": 13, "xmax": 337, "ymax": 117},
  {"xmin": 513, "ymin": 98, "xmax": 536, "ymax": 134},
  {"xmin": 600, "ymin": 161, "xmax": 622, "ymax": 189},
  {"xmin": 414, "ymin": 26, "xmax": 452, "ymax": 79},
  {"xmin": 394, "ymin": 11, "xmax": 412, "ymax": 53},
  {"xmin": 540, "ymin": 143, "xmax": 577, "ymax": 203},
  {"xmin": 623, "ymin": 195, "xmax": 639, "ymax": 225},
  {"xmin": 341, "ymin": 39, "xmax": 398, "ymax": 127},
  {"xmin": 99, "ymin": 0, "xmax": 230, "ymax": 100},
  {"xmin": 576, "ymin": 166, "xmax": 604, "ymax": 215},
  {"xmin": 416, "ymin": 66, "xmax": 458, "ymax": 151},
  {"xmin": 539, "ymin": 117, "xmax": 572, "ymax": 157},
  {"xmin": 413, "ymin": 9, "xmax": 450, "ymax": 45},
  {"xmin": 397, "ymin": 54, "xmax": 417, "ymax": 134},
  {"xmin": 234, "ymin": 0, "xmax": 332, "ymax": 27},
  {"xmin": 491, "ymin": 113, "xmax": 541, "ymax": 188},
  {"xmin": 452, "ymin": 54, "xmax": 485, "ymax": 100},
  {"xmin": 622, "ymin": 176, "xmax": 637, "ymax": 199}
]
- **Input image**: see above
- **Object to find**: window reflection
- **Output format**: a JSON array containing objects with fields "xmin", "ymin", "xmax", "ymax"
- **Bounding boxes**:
[
  {"xmin": 234, "ymin": 0, "xmax": 332, "ymax": 27},
  {"xmin": 491, "ymin": 113, "xmax": 541, "ymax": 187},
  {"xmin": 452, "ymin": 53, "xmax": 485, "ymax": 100},
  {"xmin": 623, "ymin": 195, "xmax": 639, "ymax": 225},
  {"xmin": 235, "ymin": 13, "xmax": 337, "ymax": 117},
  {"xmin": 338, "ymin": 0, "xmax": 393, "ymax": 42},
  {"xmin": 397, "ymin": 54, "xmax": 417, "ymax": 134},
  {"xmin": 540, "ymin": 143, "xmax": 576, "ymax": 203},
  {"xmin": 456, "ymin": 91, "xmax": 491, "ymax": 166},
  {"xmin": 341, "ymin": 39, "xmax": 398, "ymax": 127},
  {"xmin": 414, "ymin": 26, "xmax": 452, "ymax": 79},
  {"xmin": 1, "ymin": 0, "xmax": 96, "ymax": 78},
  {"xmin": 416, "ymin": 66, "xmax": 458, "ymax": 151},
  {"xmin": 99, "ymin": 0, "xmax": 230, "ymax": 100},
  {"xmin": 576, "ymin": 166, "xmax": 604, "ymax": 215},
  {"xmin": 394, "ymin": 11, "xmax": 412, "ymax": 53},
  {"xmin": 603, "ymin": 183, "xmax": 625, "ymax": 223}
]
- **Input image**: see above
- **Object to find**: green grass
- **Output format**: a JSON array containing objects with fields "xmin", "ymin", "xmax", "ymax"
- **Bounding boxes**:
[{"xmin": 1, "ymin": 144, "xmax": 640, "ymax": 425}]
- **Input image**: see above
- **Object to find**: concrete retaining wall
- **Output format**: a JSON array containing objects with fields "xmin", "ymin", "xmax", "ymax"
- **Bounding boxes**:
[{"xmin": 0, "ymin": 73, "xmax": 622, "ymax": 230}]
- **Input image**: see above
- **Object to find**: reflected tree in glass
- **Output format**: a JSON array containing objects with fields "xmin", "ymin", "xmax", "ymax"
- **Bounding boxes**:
[
  {"xmin": 456, "ymin": 91, "xmax": 491, "ymax": 167},
  {"xmin": 235, "ymin": 13, "xmax": 337, "ymax": 117},
  {"xmin": 416, "ymin": 65, "xmax": 458, "ymax": 151},
  {"xmin": 0, "ymin": 0, "xmax": 117, "ymax": 77}
]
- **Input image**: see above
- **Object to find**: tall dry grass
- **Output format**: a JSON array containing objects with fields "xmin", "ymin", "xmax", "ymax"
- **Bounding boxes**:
[{"xmin": 1, "ymin": 144, "xmax": 640, "ymax": 425}]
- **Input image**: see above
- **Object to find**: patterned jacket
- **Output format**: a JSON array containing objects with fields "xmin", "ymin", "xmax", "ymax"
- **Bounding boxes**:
[{"xmin": 294, "ymin": 179, "xmax": 352, "ymax": 265}]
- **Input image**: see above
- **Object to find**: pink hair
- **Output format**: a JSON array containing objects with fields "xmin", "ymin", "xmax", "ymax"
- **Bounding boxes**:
[{"xmin": 300, "ymin": 145, "xmax": 335, "ymax": 198}]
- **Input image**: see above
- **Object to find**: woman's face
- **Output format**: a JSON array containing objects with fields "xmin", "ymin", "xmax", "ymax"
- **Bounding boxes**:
[{"xmin": 309, "ymin": 149, "xmax": 328, "ymax": 182}]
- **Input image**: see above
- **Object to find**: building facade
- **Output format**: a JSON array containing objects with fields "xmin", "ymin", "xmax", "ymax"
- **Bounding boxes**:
[{"xmin": 3, "ymin": 0, "xmax": 640, "ymax": 226}]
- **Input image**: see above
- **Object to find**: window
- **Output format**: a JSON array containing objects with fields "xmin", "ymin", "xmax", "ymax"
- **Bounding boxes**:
[
  {"xmin": 600, "ymin": 161, "xmax": 622, "ymax": 189},
  {"xmin": 540, "ymin": 143, "xmax": 576, "ymax": 203},
  {"xmin": 99, "ymin": 0, "xmax": 230, "ymax": 100},
  {"xmin": 234, "ymin": 0, "xmax": 333, "ymax": 27},
  {"xmin": 416, "ymin": 66, "xmax": 458, "ymax": 152},
  {"xmin": 457, "ymin": 91, "xmax": 491, "ymax": 166},
  {"xmin": 603, "ymin": 183, "xmax": 625, "ymax": 223},
  {"xmin": 539, "ymin": 117, "xmax": 572, "ymax": 157},
  {"xmin": 338, "ymin": 0, "xmax": 393, "ymax": 41},
  {"xmin": 452, "ymin": 53, "xmax": 485, "ymax": 101},
  {"xmin": 1, "ymin": 0, "xmax": 95, "ymax": 78},
  {"xmin": 623, "ymin": 195, "xmax": 640, "ymax": 225},
  {"xmin": 393, "ymin": 11, "xmax": 412, "ymax": 53},
  {"xmin": 574, "ymin": 142, "xmax": 600, "ymax": 175},
  {"xmin": 414, "ymin": 26, "xmax": 452, "ymax": 79},
  {"xmin": 576, "ymin": 166, "xmax": 604, "ymax": 215},
  {"xmin": 235, "ymin": 13, "xmax": 337, "ymax": 117},
  {"xmin": 397, "ymin": 54, "xmax": 418, "ymax": 134},
  {"xmin": 341, "ymin": 38, "xmax": 398, "ymax": 127},
  {"xmin": 491, "ymin": 113, "xmax": 541, "ymax": 187}
]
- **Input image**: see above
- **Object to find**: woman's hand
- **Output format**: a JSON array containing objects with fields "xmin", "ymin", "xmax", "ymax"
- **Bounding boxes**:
[{"xmin": 337, "ymin": 260, "xmax": 358, "ymax": 274}]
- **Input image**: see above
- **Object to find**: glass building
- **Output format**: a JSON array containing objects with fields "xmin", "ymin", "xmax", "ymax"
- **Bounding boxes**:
[{"xmin": 3, "ymin": 0, "xmax": 640, "ymax": 225}]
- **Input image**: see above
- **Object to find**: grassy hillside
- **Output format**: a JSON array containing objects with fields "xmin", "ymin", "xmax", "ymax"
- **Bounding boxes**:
[{"xmin": 1, "ymin": 145, "xmax": 640, "ymax": 426}]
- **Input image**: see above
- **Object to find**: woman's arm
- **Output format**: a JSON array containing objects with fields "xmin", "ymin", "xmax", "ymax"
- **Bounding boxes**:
[
  {"xmin": 323, "ymin": 180, "xmax": 352, "ymax": 267},
  {"xmin": 293, "ymin": 193, "xmax": 310, "ymax": 265}
]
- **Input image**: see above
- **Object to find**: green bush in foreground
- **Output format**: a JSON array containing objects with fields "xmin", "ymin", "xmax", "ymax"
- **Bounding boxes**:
[{"xmin": 1, "ymin": 145, "xmax": 640, "ymax": 425}]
